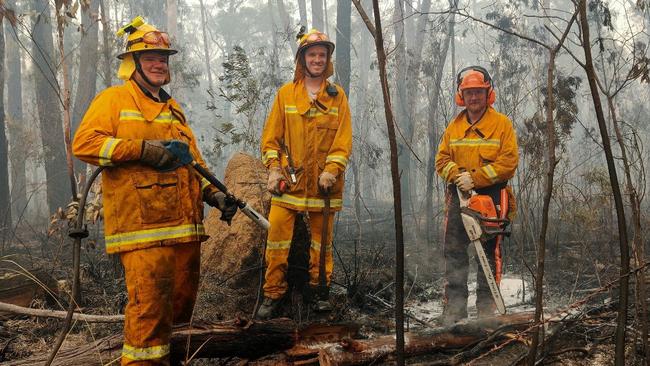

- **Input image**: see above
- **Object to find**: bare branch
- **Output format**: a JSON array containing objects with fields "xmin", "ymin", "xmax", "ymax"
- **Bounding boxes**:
[
  {"xmin": 0, "ymin": 301, "xmax": 124, "ymax": 323},
  {"xmin": 352, "ymin": 0, "xmax": 376, "ymax": 38},
  {"xmin": 451, "ymin": 9, "xmax": 551, "ymax": 50}
]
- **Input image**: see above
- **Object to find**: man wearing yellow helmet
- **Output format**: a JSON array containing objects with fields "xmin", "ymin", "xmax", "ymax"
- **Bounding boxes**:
[
  {"xmin": 435, "ymin": 66, "xmax": 519, "ymax": 324},
  {"xmin": 73, "ymin": 17, "xmax": 237, "ymax": 365},
  {"xmin": 258, "ymin": 29, "xmax": 353, "ymax": 319}
]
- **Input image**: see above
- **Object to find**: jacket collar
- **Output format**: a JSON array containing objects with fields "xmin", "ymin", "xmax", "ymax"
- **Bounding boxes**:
[
  {"xmin": 293, "ymin": 78, "xmax": 335, "ymax": 116},
  {"xmin": 126, "ymin": 79, "xmax": 167, "ymax": 121},
  {"xmin": 453, "ymin": 107, "xmax": 499, "ymax": 138}
]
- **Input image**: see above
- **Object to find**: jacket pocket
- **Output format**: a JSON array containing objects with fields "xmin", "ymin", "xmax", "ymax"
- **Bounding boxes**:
[
  {"xmin": 316, "ymin": 119, "xmax": 339, "ymax": 153},
  {"xmin": 478, "ymin": 145, "xmax": 498, "ymax": 164},
  {"xmin": 133, "ymin": 172, "xmax": 182, "ymax": 224}
]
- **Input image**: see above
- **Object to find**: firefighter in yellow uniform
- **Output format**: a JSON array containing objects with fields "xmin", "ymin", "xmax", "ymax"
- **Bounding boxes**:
[
  {"xmin": 257, "ymin": 29, "xmax": 352, "ymax": 319},
  {"xmin": 73, "ymin": 17, "xmax": 237, "ymax": 365},
  {"xmin": 435, "ymin": 66, "xmax": 519, "ymax": 324}
]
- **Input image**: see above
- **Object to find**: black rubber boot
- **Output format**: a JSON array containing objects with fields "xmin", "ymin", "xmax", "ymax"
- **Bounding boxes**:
[
  {"xmin": 256, "ymin": 297, "xmax": 282, "ymax": 320},
  {"xmin": 309, "ymin": 286, "xmax": 332, "ymax": 312}
]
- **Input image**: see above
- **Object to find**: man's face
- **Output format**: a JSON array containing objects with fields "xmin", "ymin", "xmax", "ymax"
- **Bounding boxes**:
[
  {"xmin": 462, "ymin": 88, "xmax": 488, "ymax": 114},
  {"xmin": 137, "ymin": 51, "xmax": 169, "ymax": 86},
  {"xmin": 304, "ymin": 45, "xmax": 328, "ymax": 77}
]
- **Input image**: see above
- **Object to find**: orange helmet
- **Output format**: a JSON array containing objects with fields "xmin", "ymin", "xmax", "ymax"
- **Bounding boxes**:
[
  {"xmin": 294, "ymin": 28, "xmax": 335, "ymax": 81},
  {"xmin": 455, "ymin": 66, "xmax": 496, "ymax": 106}
]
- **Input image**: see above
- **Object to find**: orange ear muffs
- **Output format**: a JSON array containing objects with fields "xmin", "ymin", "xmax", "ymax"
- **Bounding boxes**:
[
  {"xmin": 455, "ymin": 90, "xmax": 465, "ymax": 106},
  {"xmin": 487, "ymin": 88, "xmax": 496, "ymax": 105},
  {"xmin": 454, "ymin": 88, "xmax": 495, "ymax": 106}
]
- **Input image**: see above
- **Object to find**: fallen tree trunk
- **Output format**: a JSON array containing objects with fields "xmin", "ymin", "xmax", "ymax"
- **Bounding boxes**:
[
  {"xmin": 318, "ymin": 312, "xmax": 535, "ymax": 365},
  {"xmin": 0, "ymin": 301, "xmax": 124, "ymax": 323},
  {"xmin": 3, "ymin": 318, "xmax": 296, "ymax": 366}
]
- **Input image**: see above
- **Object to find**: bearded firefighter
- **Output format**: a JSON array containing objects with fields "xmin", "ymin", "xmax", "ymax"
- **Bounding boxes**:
[
  {"xmin": 435, "ymin": 66, "xmax": 519, "ymax": 324},
  {"xmin": 72, "ymin": 17, "xmax": 237, "ymax": 365},
  {"xmin": 257, "ymin": 29, "xmax": 353, "ymax": 319}
]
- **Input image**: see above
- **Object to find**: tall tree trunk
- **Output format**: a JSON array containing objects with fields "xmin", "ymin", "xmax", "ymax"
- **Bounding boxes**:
[
  {"xmin": 527, "ymin": 9, "xmax": 578, "ymax": 364},
  {"xmin": 31, "ymin": 0, "xmax": 69, "ymax": 213},
  {"xmin": 267, "ymin": 0, "xmax": 280, "ymax": 79},
  {"xmin": 4, "ymin": 0, "xmax": 26, "ymax": 225},
  {"xmin": 311, "ymin": 0, "xmax": 324, "ymax": 31},
  {"xmin": 335, "ymin": 0, "xmax": 351, "ymax": 95},
  {"xmin": 527, "ymin": 49, "xmax": 557, "ymax": 366},
  {"xmin": 276, "ymin": 0, "xmax": 298, "ymax": 55},
  {"xmin": 99, "ymin": 0, "xmax": 112, "ymax": 88},
  {"xmin": 0, "ymin": 10, "xmax": 11, "ymax": 240},
  {"xmin": 425, "ymin": 0, "xmax": 456, "ymax": 254},
  {"xmin": 351, "ymin": 0, "xmax": 372, "ymax": 250},
  {"xmin": 71, "ymin": 0, "xmax": 100, "ymax": 176},
  {"xmin": 129, "ymin": 0, "xmax": 165, "ymax": 30},
  {"xmin": 368, "ymin": 2, "xmax": 406, "ymax": 363},
  {"xmin": 166, "ymin": 0, "xmax": 178, "ymax": 40},
  {"xmin": 392, "ymin": 0, "xmax": 412, "ymax": 219},
  {"xmin": 198, "ymin": 0, "xmax": 213, "ymax": 91},
  {"xmin": 606, "ymin": 96, "xmax": 648, "ymax": 362},
  {"xmin": 56, "ymin": 2, "xmax": 78, "ymax": 213},
  {"xmin": 578, "ymin": 3, "xmax": 629, "ymax": 365},
  {"xmin": 403, "ymin": 0, "xmax": 430, "ymax": 240},
  {"xmin": 298, "ymin": 0, "xmax": 308, "ymax": 28}
]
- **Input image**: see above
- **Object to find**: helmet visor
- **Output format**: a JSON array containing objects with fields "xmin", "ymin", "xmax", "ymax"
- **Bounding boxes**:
[
  {"xmin": 302, "ymin": 31, "xmax": 330, "ymax": 44},
  {"xmin": 127, "ymin": 31, "xmax": 171, "ymax": 49}
]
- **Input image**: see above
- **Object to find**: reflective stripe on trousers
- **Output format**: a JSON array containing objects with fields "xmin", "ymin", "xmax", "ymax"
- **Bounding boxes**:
[
  {"xmin": 120, "ymin": 242, "xmax": 200, "ymax": 365},
  {"xmin": 264, "ymin": 204, "xmax": 334, "ymax": 299}
]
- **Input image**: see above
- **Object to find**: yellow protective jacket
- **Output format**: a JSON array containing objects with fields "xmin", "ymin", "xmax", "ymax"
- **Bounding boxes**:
[
  {"xmin": 435, "ymin": 107, "xmax": 519, "ymax": 188},
  {"xmin": 73, "ymin": 80, "xmax": 216, "ymax": 254},
  {"xmin": 261, "ymin": 79, "xmax": 352, "ymax": 212}
]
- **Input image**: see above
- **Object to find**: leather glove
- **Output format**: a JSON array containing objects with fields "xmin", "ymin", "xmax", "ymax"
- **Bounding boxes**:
[
  {"xmin": 204, "ymin": 191, "xmax": 238, "ymax": 222},
  {"xmin": 267, "ymin": 167, "xmax": 286, "ymax": 196},
  {"xmin": 65, "ymin": 201, "xmax": 79, "ymax": 221},
  {"xmin": 140, "ymin": 140, "xmax": 186, "ymax": 169},
  {"xmin": 318, "ymin": 171, "xmax": 336, "ymax": 192},
  {"xmin": 455, "ymin": 171, "xmax": 475, "ymax": 192}
]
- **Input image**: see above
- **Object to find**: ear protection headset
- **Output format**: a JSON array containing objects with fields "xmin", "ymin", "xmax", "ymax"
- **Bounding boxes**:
[{"xmin": 454, "ymin": 66, "xmax": 496, "ymax": 106}]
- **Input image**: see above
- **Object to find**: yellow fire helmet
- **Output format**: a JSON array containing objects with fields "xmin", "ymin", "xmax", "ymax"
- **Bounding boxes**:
[
  {"xmin": 116, "ymin": 17, "xmax": 178, "ymax": 81},
  {"xmin": 294, "ymin": 28, "xmax": 335, "ymax": 81}
]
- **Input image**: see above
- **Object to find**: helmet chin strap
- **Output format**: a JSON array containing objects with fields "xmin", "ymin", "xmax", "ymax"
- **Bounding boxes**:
[{"xmin": 134, "ymin": 52, "xmax": 169, "ymax": 87}]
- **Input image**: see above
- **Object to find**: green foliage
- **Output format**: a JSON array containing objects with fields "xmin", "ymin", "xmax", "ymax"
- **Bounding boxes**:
[
  {"xmin": 548, "ymin": 75, "xmax": 581, "ymax": 136},
  {"xmin": 589, "ymin": 0, "xmax": 614, "ymax": 31},
  {"xmin": 209, "ymin": 45, "xmax": 278, "ymax": 157},
  {"xmin": 520, "ymin": 73, "xmax": 582, "ymax": 161},
  {"xmin": 219, "ymin": 45, "xmax": 260, "ymax": 116}
]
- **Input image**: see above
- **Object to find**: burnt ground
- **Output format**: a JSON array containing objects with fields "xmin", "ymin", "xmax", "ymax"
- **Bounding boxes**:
[{"xmin": 1, "ymin": 210, "xmax": 649, "ymax": 365}]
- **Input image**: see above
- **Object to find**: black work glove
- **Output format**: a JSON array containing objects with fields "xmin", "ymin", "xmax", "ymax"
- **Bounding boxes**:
[
  {"xmin": 140, "ymin": 140, "xmax": 188, "ymax": 170},
  {"xmin": 204, "ymin": 191, "xmax": 238, "ymax": 222}
]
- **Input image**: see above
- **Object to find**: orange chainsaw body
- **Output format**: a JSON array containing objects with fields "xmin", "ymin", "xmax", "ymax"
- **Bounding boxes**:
[{"xmin": 467, "ymin": 194, "xmax": 500, "ymax": 229}]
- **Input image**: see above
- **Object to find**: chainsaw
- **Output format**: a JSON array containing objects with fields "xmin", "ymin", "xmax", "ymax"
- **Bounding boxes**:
[{"xmin": 457, "ymin": 186, "xmax": 510, "ymax": 315}]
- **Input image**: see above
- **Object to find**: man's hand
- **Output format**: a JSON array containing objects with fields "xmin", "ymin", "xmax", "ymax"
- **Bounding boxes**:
[
  {"xmin": 318, "ymin": 171, "xmax": 336, "ymax": 192},
  {"xmin": 455, "ymin": 171, "xmax": 474, "ymax": 192},
  {"xmin": 140, "ymin": 140, "xmax": 188, "ymax": 169},
  {"xmin": 140, "ymin": 140, "xmax": 191, "ymax": 170},
  {"xmin": 267, "ymin": 167, "xmax": 286, "ymax": 196},
  {"xmin": 204, "ymin": 191, "xmax": 238, "ymax": 222}
]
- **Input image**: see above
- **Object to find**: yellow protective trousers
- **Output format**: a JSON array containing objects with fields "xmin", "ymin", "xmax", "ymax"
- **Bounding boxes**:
[
  {"xmin": 119, "ymin": 242, "xmax": 200, "ymax": 365},
  {"xmin": 264, "ymin": 204, "xmax": 334, "ymax": 299}
]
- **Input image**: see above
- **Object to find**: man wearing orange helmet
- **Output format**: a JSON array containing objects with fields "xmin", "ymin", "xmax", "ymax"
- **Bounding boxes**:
[
  {"xmin": 435, "ymin": 66, "xmax": 519, "ymax": 324},
  {"xmin": 258, "ymin": 29, "xmax": 352, "ymax": 319},
  {"xmin": 73, "ymin": 17, "xmax": 237, "ymax": 365}
]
